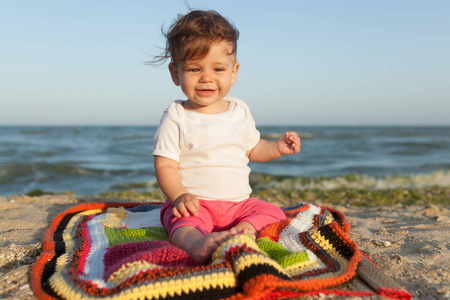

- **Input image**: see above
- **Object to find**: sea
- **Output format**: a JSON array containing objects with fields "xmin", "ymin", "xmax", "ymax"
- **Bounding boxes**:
[{"xmin": 0, "ymin": 126, "xmax": 449, "ymax": 196}]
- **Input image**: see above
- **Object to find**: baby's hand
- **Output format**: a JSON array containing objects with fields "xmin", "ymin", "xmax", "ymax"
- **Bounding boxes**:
[
  {"xmin": 277, "ymin": 131, "xmax": 301, "ymax": 156},
  {"xmin": 173, "ymin": 193, "xmax": 199, "ymax": 217}
]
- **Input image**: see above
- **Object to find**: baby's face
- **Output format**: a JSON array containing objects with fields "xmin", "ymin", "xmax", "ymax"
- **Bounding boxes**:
[{"xmin": 169, "ymin": 40, "xmax": 239, "ymax": 114}]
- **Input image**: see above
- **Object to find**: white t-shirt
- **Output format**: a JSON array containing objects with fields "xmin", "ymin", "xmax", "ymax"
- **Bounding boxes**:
[{"xmin": 153, "ymin": 97, "xmax": 260, "ymax": 201}]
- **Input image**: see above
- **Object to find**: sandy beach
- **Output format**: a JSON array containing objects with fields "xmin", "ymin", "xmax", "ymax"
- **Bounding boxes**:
[{"xmin": 0, "ymin": 194, "xmax": 449, "ymax": 299}]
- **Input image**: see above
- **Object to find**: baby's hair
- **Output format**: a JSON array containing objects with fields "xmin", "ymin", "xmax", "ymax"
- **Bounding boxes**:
[{"xmin": 151, "ymin": 10, "xmax": 239, "ymax": 66}]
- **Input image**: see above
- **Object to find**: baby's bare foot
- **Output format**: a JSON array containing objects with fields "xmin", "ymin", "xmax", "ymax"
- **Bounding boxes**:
[
  {"xmin": 239, "ymin": 227, "xmax": 257, "ymax": 239},
  {"xmin": 189, "ymin": 231, "xmax": 234, "ymax": 264},
  {"xmin": 232, "ymin": 222, "xmax": 257, "ymax": 239}
]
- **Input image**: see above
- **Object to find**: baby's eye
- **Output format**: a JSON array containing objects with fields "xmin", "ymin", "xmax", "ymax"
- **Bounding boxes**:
[
  {"xmin": 189, "ymin": 68, "xmax": 200, "ymax": 73},
  {"xmin": 214, "ymin": 68, "xmax": 225, "ymax": 72}
]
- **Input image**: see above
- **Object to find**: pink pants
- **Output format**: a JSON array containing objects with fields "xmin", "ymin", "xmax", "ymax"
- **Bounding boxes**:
[{"xmin": 160, "ymin": 198, "xmax": 286, "ymax": 241}]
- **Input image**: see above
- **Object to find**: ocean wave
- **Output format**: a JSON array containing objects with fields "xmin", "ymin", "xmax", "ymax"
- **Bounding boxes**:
[
  {"xmin": 250, "ymin": 170, "xmax": 450, "ymax": 191},
  {"xmin": 0, "ymin": 162, "xmax": 157, "ymax": 195},
  {"xmin": 0, "ymin": 163, "xmax": 153, "ymax": 184},
  {"xmin": 109, "ymin": 180, "xmax": 159, "ymax": 191}
]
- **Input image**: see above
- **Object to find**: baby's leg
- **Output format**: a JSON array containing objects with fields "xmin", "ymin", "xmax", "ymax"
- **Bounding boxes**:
[{"xmin": 171, "ymin": 226, "xmax": 236, "ymax": 264}]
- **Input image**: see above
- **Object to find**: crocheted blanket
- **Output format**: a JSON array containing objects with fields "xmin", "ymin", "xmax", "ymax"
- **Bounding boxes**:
[{"xmin": 31, "ymin": 202, "xmax": 411, "ymax": 300}]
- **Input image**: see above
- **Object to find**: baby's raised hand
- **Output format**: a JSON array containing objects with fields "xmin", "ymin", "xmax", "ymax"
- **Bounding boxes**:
[
  {"xmin": 277, "ymin": 131, "xmax": 301, "ymax": 155},
  {"xmin": 173, "ymin": 193, "xmax": 199, "ymax": 217}
]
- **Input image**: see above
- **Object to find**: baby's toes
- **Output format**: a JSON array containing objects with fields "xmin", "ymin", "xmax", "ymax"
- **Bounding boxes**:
[{"xmin": 229, "ymin": 227, "xmax": 238, "ymax": 235}]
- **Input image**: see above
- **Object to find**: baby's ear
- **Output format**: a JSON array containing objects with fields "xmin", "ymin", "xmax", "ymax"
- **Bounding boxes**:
[
  {"xmin": 231, "ymin": 62, "xmax": 240, "ymax": 86},
  {"xmin": 169, "ymin": 63, "xmax": 181, "ymax": 86}
]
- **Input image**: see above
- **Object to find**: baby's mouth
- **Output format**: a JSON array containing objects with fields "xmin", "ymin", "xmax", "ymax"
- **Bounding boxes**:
[{"xmin": 195, "ymin": 89, "xmax": 216, "ymax": 96}]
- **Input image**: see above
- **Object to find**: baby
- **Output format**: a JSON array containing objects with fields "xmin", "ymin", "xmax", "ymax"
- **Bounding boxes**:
[{"xmin": 152, "ymin": 10, "xmax": 301, "ymax": 263}]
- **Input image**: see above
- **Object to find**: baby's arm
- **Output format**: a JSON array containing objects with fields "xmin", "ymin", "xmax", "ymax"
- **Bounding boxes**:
[
  {"xmin": 154, "ymin": 156, "xmax": 199, "ymax": 217},
  {"xmin": 247, "ymin": 131, "xmax": 300, "ymax": 162}
]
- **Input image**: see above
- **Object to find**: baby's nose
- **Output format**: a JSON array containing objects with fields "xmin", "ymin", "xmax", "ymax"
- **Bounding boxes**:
[{"xmin": 199, "ymin": 71, "xmax": 213, "ymax": 82}]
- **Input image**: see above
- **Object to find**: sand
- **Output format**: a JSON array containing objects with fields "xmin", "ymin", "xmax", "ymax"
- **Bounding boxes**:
[{"xmin": 0, "ymin": 195, "xmax": 449, "ymax": 299}]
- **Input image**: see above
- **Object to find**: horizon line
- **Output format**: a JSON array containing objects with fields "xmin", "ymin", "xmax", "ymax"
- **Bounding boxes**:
[{"xmin": 1, "ymin": 124, "xmax": 449, "ymax": 127}]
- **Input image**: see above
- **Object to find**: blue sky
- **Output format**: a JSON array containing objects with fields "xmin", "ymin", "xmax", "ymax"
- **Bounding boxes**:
[{"xmin": 1, "ymin": 1, "xmax": 449, "ymax": 125}]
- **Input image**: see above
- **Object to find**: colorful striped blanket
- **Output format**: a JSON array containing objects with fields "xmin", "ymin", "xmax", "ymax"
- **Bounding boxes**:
[{"xmin": 31, "ymin": 202, "xmax": 411, "ymax": 299}]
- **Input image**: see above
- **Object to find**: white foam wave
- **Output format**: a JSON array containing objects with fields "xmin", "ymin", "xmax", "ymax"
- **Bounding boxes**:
[{"xmin": 254, "ymin": 170, "xmax": 450, "ymax": 190}]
